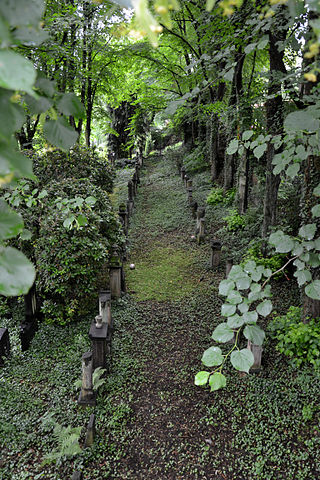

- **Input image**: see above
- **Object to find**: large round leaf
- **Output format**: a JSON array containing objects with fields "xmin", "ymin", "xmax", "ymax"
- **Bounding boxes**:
[
  {"xmin": 0, "ymin": 246, "xmax": 35, "ymax": 296},
  {"xmin": 201, "ymin": 346, "xmax": 223, "ymax": 367},
  {"xmin": 212, "ymin": 323, "xmax": 234, "ymax": 343},
  {"xmin": 221, "ymin": 303, "xmax": 236, "ymax": 317},
  {"xmin": 231, "ymin": 348, "xmax": 254, "ymax": 373},
  {"xmin": 43, "ymin": 118, "xmax": 78, "ymax": 150},
  {"xmin": 256, "ymin": 300, "xmax": 272, "ymax": 317},
  {"xmin": 305, "ymin": 280, "xmax": 320, "ymax": 300},
  {"xmin": 243, "ymin": 325, "xmax": 265, "ymax": 346},
  {"xmin": 0, "ymin": 50, "xmax": 36, "ymax": 93},
  {"xmin": 194, "ymin": 371, "xmax": 210, "ymax": 386},
  {"xmin": 0, "ymin": 200, "xmax": 24, "ymax": 240},
  {"xmin": 209, "ymin": 372, "xmax": 227, "ymax": 391}
]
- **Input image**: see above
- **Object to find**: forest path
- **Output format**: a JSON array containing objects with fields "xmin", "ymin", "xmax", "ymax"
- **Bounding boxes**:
[{"xmin": 108, "ymin": 155, "xmax": 227, "ymax": 480}]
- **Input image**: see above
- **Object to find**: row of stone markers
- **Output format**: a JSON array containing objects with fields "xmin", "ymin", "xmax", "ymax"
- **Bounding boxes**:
[
  {"xmin": 71, "ymin": 154, "xmax": 143, "ymax": 480},
  {"xmin": 178, "ymin": 161, "xmax": 262, "ymax": 373}
]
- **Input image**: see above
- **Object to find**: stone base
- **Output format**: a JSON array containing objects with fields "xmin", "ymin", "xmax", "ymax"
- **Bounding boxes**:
[{"xmin": 77, "ymin": 391, "xmax": 96, "ymax": 407}]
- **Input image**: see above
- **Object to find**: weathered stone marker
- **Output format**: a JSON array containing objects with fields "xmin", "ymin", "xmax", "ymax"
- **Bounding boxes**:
[
  {"xmin": 99, "ymin": 290, "xmax": 111, "ymax": 325},
  {"xmin": 180, "ymin": 166, "xmax": 186, "ymax": 181},
  {"xmin": 197, "ymin": 218, "xmax": 205, "ymax": 244},
  {"xmin": 71, "ymin": 472, "xmax": 82, "ymax": 480},
  {"xmin": 118, "ymin": 203, "xmax": 129, "ymax": 235},
  {"xmin": 187, "ymin": 187, "xmax": 193, "ymax": 205},
  {"xmin": 226, "ymin": 258, "xmax": 233, "ymax": 278},
  {"xmin": 89, "ymin": 319, "xmax": 108, "ymax": 371},
  {"xmin": 248, "ymin": 340, "xmax": 263, "ymax": 372},
  {"xmin": 190, "ymin": 200, "xmax": 198, "ymax": 219},
  {"xmin": 0, "ymin": 328, "xmax": 10, "ymax": 366},
  {"xmin": 210, "ymin": 240, "xmax": 222, "ymax": 267},
  {"xmin": 184, "ymin": 174, "xmax": 189, "ymax": 189},
  {"xmin": 78, "ymin": 352, "xmax": 96, "ymax": 407},
  {"xmin": 196, "ymin": 207, "xmax": 206, "ymax": 244},
  {"xmin": 84, "ymin": 413, "xmax": 96, "ymax": 448},
  {"xmin": 127, "ymin": 180, "xmax": 134, "ymax": 215},
  {"xmin": 110, "ymin": 265, "xmax": 122, "ymax": 299},
  {"xmin": 187, "ymin": 179, "xmax": 193, "ymax": 188},
  {"xmin": 135, "ymin": 163, "xmax": 140, "ymax": 184}
]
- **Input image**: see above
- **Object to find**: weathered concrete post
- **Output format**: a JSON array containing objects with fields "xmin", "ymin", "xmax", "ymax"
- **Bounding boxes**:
[
  {"xmin": 190, "ymin": 200, "xmax": 198, "ymax": 219},
  {"xmin": 0, "ymin": 328, "xmax": 10, "ymax": 366},
  {"xmin": 118, "ymin": 203, "xmax": 129, "ymax": 235},
  {"xmin": 198, "ymin": 218, "xmax": 205, "ymax": 244},
  {"xmin": 187, "ymin": 179, "xmax": 193, "ymax": 189},
  {"xmin": 89, "ymin": 318, "xmax": 108, "ymax": 371},
  {"xmin": 184, "ymin": 174, "xmax": 189, "ymax": 189},
  {"xmin": 226, "ymin": 258, "xmax": 233, "ymax": 278},
  {"xmin": 84, "ymin": 413, "xmax": 96, "ymax": 448},
  {"xmin": 195, "ymin": 207, "xmax": 205, "ymax": 244},
  {"xmin": 99, "ymin": 290, "xmax": 111, "ymax": 326},
  {"xmin": 210, "ymin": 240, "xmax": 222, "ymax": 267},
  {"xmin": 109, "ymin": 247, "xmax": 123, "ymax": 299},
  {"xmin": 248, "ymin": 340, "xmax": 263, "ymax": 372},
  {"xmin": 78, "ymin": 352, "xmax": 96, "ymax": 406},
  {"xmin": 180, "ymin": 166, "xmax": 186, "ymax": 181},
  {"xmin": 187, "ymin": 187, "xmax": 193, "ymax": 205}
]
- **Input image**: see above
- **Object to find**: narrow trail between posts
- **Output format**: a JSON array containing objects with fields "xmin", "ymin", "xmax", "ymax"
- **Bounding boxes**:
[{"xmin": 108, "ymin": 155, "xmax": 227, "ymax": 480}]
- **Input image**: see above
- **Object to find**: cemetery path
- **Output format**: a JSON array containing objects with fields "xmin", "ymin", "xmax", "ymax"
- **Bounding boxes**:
[{"xmin": 108, "ymin": 155, "xmax": 228, "ymax": 480}]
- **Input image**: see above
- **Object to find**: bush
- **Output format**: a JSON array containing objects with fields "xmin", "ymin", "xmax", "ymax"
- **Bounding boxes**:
[
  {"xmin": 34, "ymin": 178, "xmax": 123, "ymax": 325},
  {"xmin": 223, "ymin": 209, "xmax": 246, "ymax": 231},
  {"xmin": 269, "ymin": 306, "xmax": 320, "ymax": 369},
  {"xmin": 30, "ymin": 145, "xmax": 115, "ymax": 193},
  {"xmin": 241, "ymin": 240, "xmax": 286, "ymax": 278},
  {"xmin": 207, "ymin": 187, "xmax": 235, "ymax": 206},
  {"xmin": 183, "ymin": 143, "xmax": 209, "ymax": 174}
]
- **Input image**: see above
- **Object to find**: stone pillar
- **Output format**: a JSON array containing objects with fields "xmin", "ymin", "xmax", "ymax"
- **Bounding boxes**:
[
  {"xmin": 187, "ymin": 179, "xmax": 193, "ymax": 188},
  {"xmin": 20, "ymin": 282, "xmax": 39, "ymax": 351},
  {"xmin": 99, "ymin": 290, "xmax": 111, "ymax": 326},
  {"xmin": 190, "ymin": 200, "xmax": 198, "ymax": 219},
  {"xmin": 127, "ymin": 180, "xmax": 134, "ymax": 215},
  {"xmin": 184, "ymin": 174, "xmax": 189, "ymax": 189},
  {"xmin": 187, "ymin": 188, "xmax": 193, "ymax": 205},
  {"xmin": 110, "ymin": 266, "xmax": 122, "ymax": 299},
  {"xmin": 135, "ymin": 163, "xmax": 140, "ymax": 184},
  {"xmin": 0, "ymin": 328, "xmax": 10, "ymax": 366},
  {"xmin": 89, "ymin": 320, "xmax": 108, "ymax": 371},
  {"xmin": 210, "ymin": 240, "xmax": 222, "ymax": 267},
  {"xmin": 226, "ymin": 258, "xmax": 233, "ymax": 278},
  {"xmin": 248, "ymin": 340, "xmax": 263, "ymax": 372},
  {"xmin": 118, "ymin": 203, "xmax": 129, "ymax": 235},
  {"xmin": 84, "ymin": 413, "xmax": 96, "ymax": 448},
  {"xmin": 180, "ymin": 166, "xmax": 186, "ymax": 181},
  {"xmin": 78, "ymin": 352, "xmax": 96, "ymax": 406},
  {"xmin": 197, "ymin": 218, "xmax": 205, "ymax": 244},
  {"xmin": 132, "ymin": 172, "xmax": 138, "ymax": 196}
]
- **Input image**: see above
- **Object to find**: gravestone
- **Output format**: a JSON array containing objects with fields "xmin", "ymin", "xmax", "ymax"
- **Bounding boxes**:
[
  {"xmin": 248, "ymin": 340, "xmax": 263, "ymax": 372},
  {"xmin": 0, "ymin": 328, "xmax": 10, "ymax": 366},
  {"xmin": 89, "ymin": 319, "xmax": 108, "ymax": 371},
  {"xmin": 210, "ymin": 240, "xmax": 222, "ymax": 267},
  {"xmin": 78, "ymin": 352, "xmax": 96, "ymax": 407},
  {"xmin": 84, "ymin": 413, "xmax": 96, "ymax": 448}
]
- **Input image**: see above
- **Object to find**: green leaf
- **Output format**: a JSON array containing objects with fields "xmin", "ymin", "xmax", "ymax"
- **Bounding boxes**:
[
  {"xmin": 230, "ymin": 348, "xmax": 254, "ymax": 373},
  {"xmin": 202, "ymin": 346, "xmax": 224, "ymax": 367},
  {"xmin": 236, "ymin": 275, "xmax": 251, "ymax": 290},
  {"xmin": 0, "ymin": 200, "xmax": 24, "ymax": 240},
  {"xmin": 212, "ymin": 323, "xmax": 234, "ymax": 343},
  {"xmin": 299, "ymin": 224, "xmax": 317, "ymax": 240},
  {"xmin": 0, "ymin": 51, "xmax": 36, "ymax": 93},
  {"xmin": 238, "ymin": 302, "xmax": 249, "ymax": 314},
  {"xmin": 242, "ymin": 130, "xmax": 253, "ymax": 141},
  {"xmin": 284, "ymin": 110, "xmax": 320, "ymax": 133},
  {"xmin": 35, "ymin": 76, "xmax": 56, "ymax": 97},
  {"xmin": 43, "ymin": 118, "xmax": 78, "ymax": 150},
  {"xmin": 56, "ymin": 93, "xmax": 85, "ymax": 118},
  {"xmin": 244, "ymin": 43, "xmax": 257, "ymax": 54},
  {"xmin": 0, "ymin": 246, "xmax": 35, "ymax": 296},
  {"xmin": 0, "ymin": 91, "xmax": 26, "ymax": 138},
  {"xmin": 206, "ymin": 0, "xmax": 216, "ymax": 11},
  {"xmin": 308, "ymin": 253, "xmax": 320, "ymax": 267},
  {"xmin": 256, "ymin": 300, "xmax": 272, "ymax": 317},
  {"xmin": 269, "ymin": 231, "xmax": 294, "ymax": 253},
  {"xmin": 226, "ymin": 290, "xmax": 242, "ymax": 305},
  {"xmin": 221, "ymin": 303, "xmax": 236, "ymax": 317},
  {"xmin": 250, "ymin": 283, "xmax": 261, "ymax": 293},
  {"xmin": 294, "ymin": 269, "xmax": 312, "ymax": 286},
  {"xmin": 286, "ymin": 163, "xmax": 300, "ymax": 179},
  {"xmin": 63, "ymin": 215, "xmax": 75, "ymax": 229},
  {"xmin": 243, "ymin": 325, "xmax": 265, "ymax": 346},
  {"xmin": 243, "ymin": 260, "xmax": 257, "ymax": 273},
  {"xmin": 253, "ymin": 143, "xmax": 267, "ymax": 160},
  {"xmin": 313, "ymin": 184, "xmax": 320, "ymax": 197},
  {"xmin": 20, "ymin": 229, "xmax": 32, "ymax": 240},
  {"xmin": 243, "ymin": 311, "xmax": 258, "ymax": 324},
  {"xmin": 195, "ymin": 371, "xmax": 210, "ymax": 386},
  {"xmin": 227, "ymin": 314, "xmax": 244, "ymax": 328},
  {"xmin": 25, "ymin": 94, "xmax": 53, "ymax": 115},
  {"xmin": 0, "ymin": 144, "xmax": 34, "ymax": 179},
  {"xmin": 312, "ymin": 204, "xmax": 320, "ymax": 217},
  {"xmin": 226, "ymin": 139, "xmax": 239, "ymax": 155},
  {"xmin": 219, "ymin": 279, "xmax": 235, "ymax": 296},
  {"xmin": 76, "ymin": 215, "xmax": 88, "ymax": 227},
  {"xmin": 305, "ymin": 280, "xmax": 320, "ymax": 300},
  {"xmin": 85, "ymin": 196, "xmax": 97, "ymax": 206},
  {"xmin": 257, "ymin": 38, "xmax": 268, "ymax": 49},
  {"xmin": 209, "ymin": 372, "xmax": 226, "ymax": 391},
  {"xmin": 224, "ymin": 68, "xmax": 234, "ymax": 82},
  {"xmin": 0, "ymin": 0, "xmax": 45, "ymax": 29}
]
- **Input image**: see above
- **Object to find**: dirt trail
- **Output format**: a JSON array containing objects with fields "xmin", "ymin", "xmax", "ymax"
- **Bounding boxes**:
[{"xmin": 109, "ymin": 156, "xmax": 227, "ymax": 480}]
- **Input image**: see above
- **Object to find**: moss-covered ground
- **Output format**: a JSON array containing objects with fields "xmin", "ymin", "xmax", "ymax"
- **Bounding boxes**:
[{"xmin": 0, "ymin": 154, "xmax": 319, "ymax": 480}]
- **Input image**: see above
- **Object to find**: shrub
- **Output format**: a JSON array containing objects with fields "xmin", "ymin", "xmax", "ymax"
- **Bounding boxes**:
[
  {"xmin": 207, "ymin": 187, "xmax": 235, "ymax": 206},
  {"xmin": 241, "ymin": 241, "xmax": 286, "ymax": 278},
  {"xmin": 34, "ymin": 178, "xmax": 123, "ymax": 324},
  {"xmin": 183, "ymin": 143, "xmax": 209, "ymax": 174},
  {"xmin": 269, "ymin": 306, "xmax": 320, "ymax": 369},
  {"xmin": 30, "ymin": 145, "xmax": 115, "ymax": 193},
  {"xmin": 223, "ymin": 209, "xmax": 246, "ymax": 231}
]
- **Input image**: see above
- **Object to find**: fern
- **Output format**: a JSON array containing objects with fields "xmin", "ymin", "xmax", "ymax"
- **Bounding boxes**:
[
  {"xmin": 74, "ymin": 366, "xmax": 106, "ymax": 391},
  {"xmin": 41, "ymin": 417, "xmax": 82, "ymax": 466}
]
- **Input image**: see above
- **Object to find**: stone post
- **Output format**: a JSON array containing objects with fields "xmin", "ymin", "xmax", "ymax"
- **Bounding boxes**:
[
  {"xmin": 187, "ymin": 188, "xmax": 193, "ymax": 205},
  {"xmin": 84, "ymin": 413, "xmax": 96, "ymax": 448},
  {"xmin": 110, "ymin": 266, "xmax": 122, "ymax": 299},
  {"xmin": 180, "ymin": 166, "xmax": 186, "ymax": 181},
  {"xmin": 118, "ymin": 203, "xmax": 129, "ymax": 235},
  {"xmin": 89, "ymin": 320, "xmax": 108, "ymax": 371},
  {"xmin": 248, "ymin": 340, "xmax": 263, "ymax": 372},
  {"xmin": 78, "ymin": 352, "xmax": 96, "ymax": 406},
  {"xmin": 99, "ymin": 290, "xmax": 112, "ymax": 326},
  {"xmin": 197, "ymin": 218, "xmax": 205, "ymax": 244},
  {"xmin": 226, "ymin": 258, "xmax": 233, "ymax": 278},
  {"xmin": 0, "ymin": 328, "xmax": 10, "ymax": 366},
  {"xmin": 190, "ymin": 200, "xmax": 198, "ymax": 219},
  {"xmin": 187, "ymin": 179, "xmax": 193, "ymax": 188},
  {"xmin": 135, "ymin": 163, "xmax": 140, "ymax": 184},
  {"xmin": 127, "ymin": 181, "xmax": 134, "ymax": 216},
  {"xmin": 184, "ymin": 174, "xmax": 189, "ymax": 189},
  {"xmin": 20, "ymin": 282, "xmax": 39, "ymax": 351},
  {"xmin": 210, "ymin": 240, "xmax": 222, "ymax": 267},
  {"xmin": 132, "ymin": 172, "xmax": 138, "ymax": 196}
]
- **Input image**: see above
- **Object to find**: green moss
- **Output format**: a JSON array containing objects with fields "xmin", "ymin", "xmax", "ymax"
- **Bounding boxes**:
[{"xmin": 125, "ymin": 245, "xmax": 199, "ymax": 301}]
